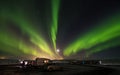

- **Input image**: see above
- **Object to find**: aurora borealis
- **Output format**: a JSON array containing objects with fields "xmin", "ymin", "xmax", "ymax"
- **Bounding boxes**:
[
  {"xmin": 0, "ymin": 0, "xmax": 61, "ymax": 59},
  {"xmin": 50, "ymin": 0, "xmax": 60, "ymax": 52},
  {"xmin": 63, "ymin": 14, "xmax": 120, "ymax": 56},
  {"xmin": 0, "ymin": 0, "xmax": 120, "ymax": 59}
]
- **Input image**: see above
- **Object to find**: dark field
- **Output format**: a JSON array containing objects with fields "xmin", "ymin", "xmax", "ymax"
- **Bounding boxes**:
[{"xmin": 0, "ymin": 64, "xmax": 120, "ymax": 75}]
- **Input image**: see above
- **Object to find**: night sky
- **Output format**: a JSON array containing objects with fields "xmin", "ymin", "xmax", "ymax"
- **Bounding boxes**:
[{"xmin": 0, "ymin": 0, "xmax": 120, "ymax": 60}]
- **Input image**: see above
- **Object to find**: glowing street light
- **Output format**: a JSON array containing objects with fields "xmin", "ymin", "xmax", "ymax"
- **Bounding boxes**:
[{"xmin": 56, "ymin": 49, "xmax": 60, "ymax": 53}]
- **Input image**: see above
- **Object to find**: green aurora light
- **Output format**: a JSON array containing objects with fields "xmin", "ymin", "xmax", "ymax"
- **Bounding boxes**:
[
  {"xmin": 0, "ymin": 28, "xmax": 39, "ymax": 56},
  {"xmin": 0, "ymin": 0, "xmax": 120, "ymax": 59},
  {"xmin": 87, "ymin": 38, "xmax": 120, "ymax": 57},
  {"xmin": 0, "ymin": 0, "xmax": 61, "ymax": 59},
  {"xmin": 63, "ymin": 14, "xmax": 120, "ymax": 56},
  {"xmin": 50, "ymin": 0, "xmax": 60, "ymax": 51}
]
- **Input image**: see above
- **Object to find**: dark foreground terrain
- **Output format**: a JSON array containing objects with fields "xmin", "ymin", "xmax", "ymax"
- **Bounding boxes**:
[{"xmin": 0, "ymin": 64, "xmax": 120, "ymax": 75}]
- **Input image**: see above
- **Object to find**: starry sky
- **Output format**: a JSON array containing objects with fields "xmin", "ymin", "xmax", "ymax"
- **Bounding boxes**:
[{"xmin": 0, "ymin": 0, "xmax": 120, "ymax": 60}]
